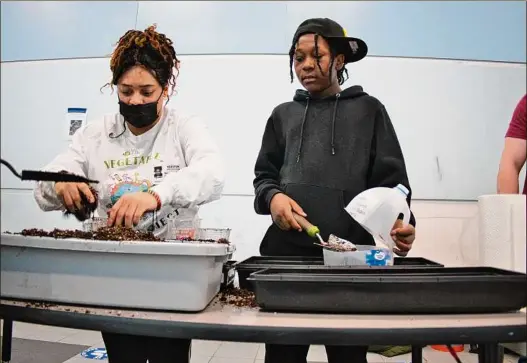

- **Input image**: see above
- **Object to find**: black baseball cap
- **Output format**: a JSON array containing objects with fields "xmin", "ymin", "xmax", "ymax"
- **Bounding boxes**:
[{"xmin": 292, "ymin": 18, "xmax": 368, "ymax": 64}]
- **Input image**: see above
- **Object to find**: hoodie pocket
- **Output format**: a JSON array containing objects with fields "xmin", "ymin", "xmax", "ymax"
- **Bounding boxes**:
[{"xmin": 259, "ymin": 183, "xmax": 374, "ymax": 256}]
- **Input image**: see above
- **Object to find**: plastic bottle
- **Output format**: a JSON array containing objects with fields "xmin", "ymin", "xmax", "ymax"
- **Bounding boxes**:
[{"xmin": 345, "ymin": 184, "xmax": 411, "ymax": 249}]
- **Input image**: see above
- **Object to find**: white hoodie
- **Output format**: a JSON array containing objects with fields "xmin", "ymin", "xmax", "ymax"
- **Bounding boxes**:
[{"xmin": 34, "ymin": 107, "xmax": 225, "ymax": 237}]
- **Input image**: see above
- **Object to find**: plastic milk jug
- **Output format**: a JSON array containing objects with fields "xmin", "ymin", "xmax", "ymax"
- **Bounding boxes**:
[{"xmin": 345, "ymin": 184, "xmax": 411, "ymax": 249}]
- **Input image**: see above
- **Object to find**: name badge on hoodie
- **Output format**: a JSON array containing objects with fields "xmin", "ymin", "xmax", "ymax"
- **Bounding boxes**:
[{"xmin": 153, "ymin": 164, "xmax": 165, "ymax": 182}]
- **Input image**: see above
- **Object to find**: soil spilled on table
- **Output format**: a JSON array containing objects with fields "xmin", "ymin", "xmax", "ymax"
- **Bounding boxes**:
[
  {"xmin": 216, "ymin": 287, "xmax": 257, "ymax": 308},
  {"xmin": 25, "ymin": 301, "xmax": 57, "ymax": 308}
]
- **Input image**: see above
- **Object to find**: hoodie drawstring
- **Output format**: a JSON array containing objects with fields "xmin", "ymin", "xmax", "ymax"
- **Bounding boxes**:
[
  {"xmin": 296, "ymin": 93, "xmax": 341, "ymax": 162},
  {"xmin": 331, "ymin": 93, "xmax": 340, "ymax": 155},
  {"xmin": 296, "ymin": 98, "xmax": 310, "ymax": 163}
]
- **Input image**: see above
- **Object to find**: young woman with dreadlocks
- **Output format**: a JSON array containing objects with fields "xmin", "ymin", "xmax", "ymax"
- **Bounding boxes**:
[
  {"xmin": 253, "ymin": 18, "xmax": 417, "ymax": 363},
  {"xmin": 33, "ymin": 25, "xmax": 224, "ymax": 362}
]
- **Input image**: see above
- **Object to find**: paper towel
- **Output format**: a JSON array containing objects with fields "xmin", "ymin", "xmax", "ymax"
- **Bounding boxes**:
[{"xmin": 478, "ymin": 194, "xmax": 526, "ymax": 272}]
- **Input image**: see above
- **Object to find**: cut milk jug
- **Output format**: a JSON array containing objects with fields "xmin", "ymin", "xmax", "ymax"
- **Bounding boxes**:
[{"xmin": 345, "ymin": 184, "xmax": 411, "ymax": 251}]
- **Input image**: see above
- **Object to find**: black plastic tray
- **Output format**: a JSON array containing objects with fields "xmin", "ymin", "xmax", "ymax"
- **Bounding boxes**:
[
  {"xmin": 235, "ymin": 256, "xmax": 444, "ymax": 291},
  {"xmin": 247, "ymin": 267, "xmax": 527, "ymax": 314}
]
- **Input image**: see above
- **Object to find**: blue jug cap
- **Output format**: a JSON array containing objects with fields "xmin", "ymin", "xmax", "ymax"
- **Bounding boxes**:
[{"xmin": 394, "ymin": 184, "xmax": 409, "ymax": 196}]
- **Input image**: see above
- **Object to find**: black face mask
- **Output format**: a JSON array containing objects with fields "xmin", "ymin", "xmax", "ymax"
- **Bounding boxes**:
[{"xmin": 118, "ymin": 97, "xmax": 160, "ymax": 129}]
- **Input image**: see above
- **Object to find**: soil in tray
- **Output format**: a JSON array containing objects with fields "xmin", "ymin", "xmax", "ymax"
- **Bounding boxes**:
[
  {"xmin": 7, "ymin": 227, "xmax": 230, "ymax": 244},
  {"xmin": 13, "ymin": 227, "xmax": 161, "ymax": 241},
  {"xmin": 178, "ymin": 237, "xmax": 230, "ymax": 244}
]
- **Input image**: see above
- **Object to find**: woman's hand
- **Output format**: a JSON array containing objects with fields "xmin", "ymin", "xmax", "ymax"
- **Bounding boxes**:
[
  {"xmin": 270, "ymin": 193, "xmax": 306, "ymax": 232},
  {"xmin": 390, "ymin": 219, "xmax": 416, "ymax": 256},
  {"xmin": 55, "ymin": 182, "xmax": 95, "ymax": 212},
  {"xmin": 107, "ymin": 192, "xmax": 158, "ymax": 228}
]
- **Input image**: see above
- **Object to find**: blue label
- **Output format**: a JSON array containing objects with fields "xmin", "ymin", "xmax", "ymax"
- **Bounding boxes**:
[
  {"xmin": 365, "ymin": 249, "xmax": 390, "ymax": 266},
  {"xmin": 67, "ymin": 107, "xmax": 87, "ymax": 114},
  {"xmin": 81, "ymin": 347, "xmax": 108, "ymax": 360}
]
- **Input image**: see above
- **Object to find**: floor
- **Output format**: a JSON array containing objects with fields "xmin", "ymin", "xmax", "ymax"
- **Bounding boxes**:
[{"xmin": 0, "ymin": 320, "xmax": 522, "ymax": 363}]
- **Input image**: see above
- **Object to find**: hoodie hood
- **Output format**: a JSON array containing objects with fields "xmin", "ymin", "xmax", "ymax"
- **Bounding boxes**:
[
  {"xmin": 293, "ymin": 85, "xmax": 367, "ymax": 102},
  {"xmin": 293, "ymin": 85, "xmax": 368, "ymax": 160}
]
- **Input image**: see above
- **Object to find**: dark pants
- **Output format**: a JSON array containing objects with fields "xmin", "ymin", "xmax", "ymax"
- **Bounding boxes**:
[
  {"xmin": 264, "ymin": 344, "xmax": 368, "ymax": 363},
  {"xmin": 260, "ymin": 231, "xmax": 369, "ymax": 363},
  {"xmin": 102, "ymin": 332, "xmax": 191, "ymax": 363}
]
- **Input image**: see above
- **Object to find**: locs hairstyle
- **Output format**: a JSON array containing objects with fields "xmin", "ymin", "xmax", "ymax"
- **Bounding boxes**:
[{"xmin": 103, "ymin": 24, "xmax": 180, "ymax": 96}]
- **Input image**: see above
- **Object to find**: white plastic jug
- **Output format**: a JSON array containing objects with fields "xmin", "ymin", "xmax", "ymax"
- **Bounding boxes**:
[{"xmin": 345, "ymin": 184, "xmax": 411, "ymax": 249}]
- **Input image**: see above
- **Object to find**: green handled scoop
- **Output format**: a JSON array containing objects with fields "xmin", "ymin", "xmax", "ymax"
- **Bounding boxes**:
[
  {"xmin": 292, "ymin": 212, "xmax": 325, "ymax": 244},
  {"xmin": 292, "ymin": 212, "xmax": 358, "ymax": 251}
]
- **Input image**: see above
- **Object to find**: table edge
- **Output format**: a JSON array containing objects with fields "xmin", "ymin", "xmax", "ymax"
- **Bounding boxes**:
[{"xmin": 1, "ymin": 304, "xmax": 525, "ymax": 345}]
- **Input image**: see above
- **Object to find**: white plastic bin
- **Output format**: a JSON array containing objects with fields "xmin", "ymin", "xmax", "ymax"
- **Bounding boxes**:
[
  {"xmin": 0, "ymin": 233, "xmax": 235, "ymax": 312},
  {"xmin": 323, "ymin": 245, "xmax": 393, "ymax": 266}
]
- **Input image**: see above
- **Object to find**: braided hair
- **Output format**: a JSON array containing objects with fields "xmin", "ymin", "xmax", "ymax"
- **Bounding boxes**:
[
  {"xmin": 289, "ymin": 33, "xmax": 349, "ymax": 86},
  {"xmin": 103, "ymin": 24, "xmax": 180, "ymax": 96}
]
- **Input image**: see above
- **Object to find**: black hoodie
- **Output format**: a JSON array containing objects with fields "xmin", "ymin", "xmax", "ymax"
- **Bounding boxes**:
[{"xmin": 253, "ymin": 85, "xmax": 416, "ymax": 256}]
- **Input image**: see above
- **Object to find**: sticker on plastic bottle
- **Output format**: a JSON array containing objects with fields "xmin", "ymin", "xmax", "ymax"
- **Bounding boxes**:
[{"xmin": 365, "ymin": 249, "xmax": 390, "ymax": 266}]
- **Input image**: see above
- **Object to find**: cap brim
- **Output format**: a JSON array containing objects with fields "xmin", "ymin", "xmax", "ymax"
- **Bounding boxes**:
[{"xmin": 325, "ymin": 36, "xmax": 368, "ymax": 63}]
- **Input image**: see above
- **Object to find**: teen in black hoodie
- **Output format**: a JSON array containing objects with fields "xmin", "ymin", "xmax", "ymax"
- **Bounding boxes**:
[{"xmin": 253, "ymin": 18, "xmax": 416, "ymax": 363}]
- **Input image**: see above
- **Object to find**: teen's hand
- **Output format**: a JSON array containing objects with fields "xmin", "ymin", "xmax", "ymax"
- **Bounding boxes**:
[
  {"xmin": 391, "ymin": 219, "xmax": 415, "ymax": 256},
  {"xmin": 270, "ymin": 193, "xmax": 306, "ymax": 232},
  {"xmin": 55, "ymin": 182, "xmax": 95, "ymax": 212},
  {"xmin": 108, "ymin": 192, "xmax": 158, "ymax": 228}
]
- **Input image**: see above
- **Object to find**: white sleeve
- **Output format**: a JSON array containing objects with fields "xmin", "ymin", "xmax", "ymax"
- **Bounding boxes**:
[
  {"xmin": 152, "ymin": 115, "xmax": 225, "ymax": 208},
  {"xmin": 33, "ymin": 127, "xmax": 90, "ymax": 212}
]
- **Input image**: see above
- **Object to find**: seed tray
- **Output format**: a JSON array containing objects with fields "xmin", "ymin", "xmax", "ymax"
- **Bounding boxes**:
[
  {"xmin": 235, "ymin": 256, "xmax": 444, "ymax": 291},
  {"xmin": 247, "ymin": 267, "xmax": 527, "ymax": 314}
]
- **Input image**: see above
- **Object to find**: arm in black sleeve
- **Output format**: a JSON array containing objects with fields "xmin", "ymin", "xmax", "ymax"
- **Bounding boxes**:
[
  {"xmin": 367, "ymin": 104, "xmax": 416, "ymax": 226},
  {"xmin": 253, "ymin": 112, "xmax": 284, "ymax": 215}
]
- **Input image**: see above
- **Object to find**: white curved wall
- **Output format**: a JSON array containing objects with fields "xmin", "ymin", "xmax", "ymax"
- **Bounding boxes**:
[
  {"xmin": 2, "ymin": 54, "xmax": 524, "ymax": 266},
  {"xmin": 2, "ymin": 55, "xmax": 525, "ymax": 199}
]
